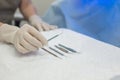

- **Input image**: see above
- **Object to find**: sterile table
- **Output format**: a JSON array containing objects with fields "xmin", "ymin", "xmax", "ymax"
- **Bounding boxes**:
[{"xmin": 0, "ymin": 29, "xmax": 120, "ymax": 80}]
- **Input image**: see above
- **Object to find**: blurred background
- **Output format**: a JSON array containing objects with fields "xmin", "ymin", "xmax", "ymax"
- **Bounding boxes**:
[
  {"xmin": 31, "ymin": 0, "xmax": 54, "ymax": 16},
  {"xmin": 16, "ymin": 0, "xmax": 54, "ymax": 16}
]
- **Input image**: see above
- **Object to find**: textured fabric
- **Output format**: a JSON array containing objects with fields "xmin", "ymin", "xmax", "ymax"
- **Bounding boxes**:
[
  {"xmin": 0, "ymin": 0, "xmax": 20, "ymax": 24},
  {"xmin": 43, "ymin": 0, "xmax": 120, "ymax": 47}
]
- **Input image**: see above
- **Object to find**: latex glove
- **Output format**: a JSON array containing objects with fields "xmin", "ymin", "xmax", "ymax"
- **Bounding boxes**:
[
  {"xmin": 28, "ymin": 15, "xmax": 57, "ymax": 31},
  {"xmin": 0, "ymin": 24, "xmax": 47, "ymax": 54}
]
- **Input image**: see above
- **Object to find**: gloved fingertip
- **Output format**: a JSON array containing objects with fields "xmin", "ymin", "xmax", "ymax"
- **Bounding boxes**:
[
  {"xmin": 38, "ymin": 28, "xmax": 43, "ymax": 32},
  {"xmin": 31, "ymin": 48, "xmax": 39, "ymax": 52},
  {"xmin": 43, "ymin": 40, "xmax": 48, "ymax": 46}
]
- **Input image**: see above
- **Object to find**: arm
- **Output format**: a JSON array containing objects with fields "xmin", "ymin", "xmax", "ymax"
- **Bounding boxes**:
[
  {"xmin": 0, "ymin": 0, "xmax": 33, "ymax": 27},
  {"xmin": 19, "ymin": 0, "xmax": 57, "ymax": 31},
  {"xmin": 0, "ymin": 22, "xmax": 3, "ymax": 26},
  {"xmin": 19, "ymin": 0, "xmax": 36, "ymax": 20}
]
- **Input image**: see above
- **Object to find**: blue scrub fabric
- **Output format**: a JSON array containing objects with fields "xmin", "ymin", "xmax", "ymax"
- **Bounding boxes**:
[{"xmin": 42, "ymin": 0, "xmax": 120, "ymax": 47}]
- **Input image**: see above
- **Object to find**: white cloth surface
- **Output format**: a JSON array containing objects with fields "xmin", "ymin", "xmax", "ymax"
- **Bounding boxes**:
[{"xmin": 0, "ymin": 29, "xmax": 120, "ymax": 80}]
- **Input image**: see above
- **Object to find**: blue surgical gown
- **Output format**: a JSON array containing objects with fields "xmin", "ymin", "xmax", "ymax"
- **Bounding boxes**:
[{"xmin": 43, "ymin": 0, "xmax": 120, "ymax": 47}]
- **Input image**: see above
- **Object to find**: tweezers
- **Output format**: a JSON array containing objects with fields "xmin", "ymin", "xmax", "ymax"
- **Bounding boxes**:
[
  {"xmin": 49, "ymin": 47, "xmax": 64, "ymax": 56},
  {"xmin": 47, "ymin": 32, "xmax": 63, "ymax": 41},
  {"xmin": 55, "ymin": 45, "xmax": 69, "ymax": 53},
  {"xmin": 42, "ymin": 48, "xmax": 61, "ymax": 59},
  {"xmin": 58, "ymin": 44, "xmax": 77, "ymax": 53}
]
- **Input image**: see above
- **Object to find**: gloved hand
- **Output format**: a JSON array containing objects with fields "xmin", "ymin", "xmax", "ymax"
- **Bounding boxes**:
[
  {"xmin": 0, "ymin": 24, "xmax": 47, "ymax": 54},
  {"xmin": 28, "ymin": 15, "xmax": 57, "ymax": 31}
]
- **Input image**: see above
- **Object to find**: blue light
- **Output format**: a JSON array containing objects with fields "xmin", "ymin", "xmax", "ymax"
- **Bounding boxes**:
[{"xmin": 98, "ymin": 0, "xmax": 115, "ymax": 7}]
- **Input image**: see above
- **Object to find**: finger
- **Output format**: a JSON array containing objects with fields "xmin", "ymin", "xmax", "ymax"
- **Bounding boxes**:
[
  {"xmin": 20, "ymin": 39, "xmax": 38, "ymax": 51},
  {"xmin": 28, "ymin": 27, "xmax": 48, "ymax": 45},
  {"xmin": 24, "ymin": 32, "xmax": 43, "ymax": 48},
  {"xmin": 41, "ymin": 23, "xmax": 50, "ymax": 31},
  {"xmin": 35, "ymin": 23, "xmax": 43, "ymax": 31},
  {"xmin": 15, "ymin": 43, "xmax": 29, "ymax": 54}
]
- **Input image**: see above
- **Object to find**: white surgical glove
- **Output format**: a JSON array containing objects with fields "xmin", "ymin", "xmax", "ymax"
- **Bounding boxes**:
[
  {"xmin": 0, "ymin": 24, "xmax": 47, "ymax": 54},
  {"xmin": 28, "ymin": 15, "xmax": 57, "ymax": 31}
]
